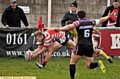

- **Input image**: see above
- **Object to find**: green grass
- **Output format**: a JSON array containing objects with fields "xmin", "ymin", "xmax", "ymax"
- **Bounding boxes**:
[{"xmin": 0, "ymin": 57, "xmax": 120, "ymax": 79}]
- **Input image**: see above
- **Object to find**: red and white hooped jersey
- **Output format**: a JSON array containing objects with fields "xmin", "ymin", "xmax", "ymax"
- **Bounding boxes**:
[{"xmin": 43, "ymin": 30, "xmax": 65, "ymax": 47}]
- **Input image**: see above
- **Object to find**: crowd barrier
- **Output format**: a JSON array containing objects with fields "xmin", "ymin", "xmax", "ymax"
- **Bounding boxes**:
[
  {"xmin": 0, "ymin": 28, "xmax": 71, "ymax": 58},
  {"xmin": 94, "ymin": 27, "xmax": 120, "ymax": 56},
  {"xmin": 0, "ymin": 27, "xmax": 120, "ymax": 58}
]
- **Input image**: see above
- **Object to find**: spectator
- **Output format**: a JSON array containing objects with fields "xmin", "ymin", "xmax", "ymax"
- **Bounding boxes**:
[
  {"xmin": 102, "ymin": 0, "xmax": 120, "ymax": 27},
  {"xmin": 61, "ymin": 1, "xmax": 78, "ymax": 27},
  {"xmin": 1, "ymin": 0, "xmax": 30, "ymax": 28}
]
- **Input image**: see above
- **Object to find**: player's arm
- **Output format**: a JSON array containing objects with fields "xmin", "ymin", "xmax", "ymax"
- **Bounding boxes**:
[
  {"xmin": 32, "ymin": 45, "xmax": 43, "ymax": 54},
  {"xmin": 55, "ymin": 21, "xmax": 80, "ymax": 31},
  {"xmin": 36, "ymin": 47, "xmax": 47, "ymax": 55},
  {"xmin": 31, "ymin": 40, "xmax": 50, "ymax": 58},
  {"xmin": 32, "ymin": 46, "xmax": 47, "ymax": 58}
]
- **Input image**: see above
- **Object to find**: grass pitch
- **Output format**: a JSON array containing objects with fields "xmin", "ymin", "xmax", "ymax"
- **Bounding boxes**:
[{"xmin": 0, "ymin": 57, "xmax": 120, "ymax": 79}]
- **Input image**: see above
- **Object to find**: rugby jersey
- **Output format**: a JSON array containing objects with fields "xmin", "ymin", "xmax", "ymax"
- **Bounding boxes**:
[
  {"xmin": 73, "ymin": 18, "xmax": 100, "ymax": 45},
  {"xmin": 43, "ymin": 30, "xmax": 65, "ymax": 47}
]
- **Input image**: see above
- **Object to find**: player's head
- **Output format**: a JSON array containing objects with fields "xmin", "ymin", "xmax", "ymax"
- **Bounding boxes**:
[
  {"xmin": 77, "ymin": 10, "xmax": 86, "ymax": 19},
  {"xmin": 66, "ymin": 20, "xmax": 73, "ymax": 25},
  {"xmin": 34, "ymin": 31, "xmax": 44, "ymax": 42},
  {"xmin": 113, "ymin": 0, "xmax": 119, "ymax": 8}
]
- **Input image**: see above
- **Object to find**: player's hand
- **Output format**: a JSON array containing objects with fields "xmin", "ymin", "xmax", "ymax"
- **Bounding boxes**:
[
  {"xmin": 54, "ymin": 29, "xmax": 59, "ymax": 32},
  {"xmin": 54, "ymin": 26, "xmax": 60, "ymax": 32},
  {"xmin": 31, "ymin": 53, "xmax": 38, "ymax": 59}
]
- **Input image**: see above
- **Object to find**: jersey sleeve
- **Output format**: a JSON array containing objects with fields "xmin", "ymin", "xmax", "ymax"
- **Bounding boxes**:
[
  {"xmin": 72, "ymin": 21, "xmax": 79, "ymax": 28},
  {"xmin": 43, "ymin": 38, "xmax": 52, "ymax": 47},
  {"xmin": 94, "ymin": 19, "xmax": 100, "ymax": 25}
]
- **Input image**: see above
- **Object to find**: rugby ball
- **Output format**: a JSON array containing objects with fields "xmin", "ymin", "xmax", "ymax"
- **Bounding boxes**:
[{"xmin": 24, "ymin": 50, "xmax": 32, "ymax": 62}]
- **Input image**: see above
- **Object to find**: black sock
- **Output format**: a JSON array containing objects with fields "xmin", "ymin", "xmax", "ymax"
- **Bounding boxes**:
[
  {"xmin": 90, "ymin": 62, "xmax": 98, "ymax": 69},
  {"xmin": 42, "ymin": 63, "xmax": 46, "ymax": 67},
  {"xmin": 42, "ymin": 60, "xmax": 47, "ymax": 67},
  {"xmin": 70, "ymin": 64, "xmax": 76, "ymax": 79}
]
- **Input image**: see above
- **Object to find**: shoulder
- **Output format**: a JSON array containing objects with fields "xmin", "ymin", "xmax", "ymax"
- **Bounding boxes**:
[
  {"xmin": 66, "ymin": 11, "xmax": 70, "ymax": 13},
  {"xmin": 107, "ymin": 5, "xmax": 114, "ymax": 10},
  {"xmin": 4, "ymin": 6, "xmax": 11, "ymax": 11},
  {"xmin": 16, "ymin": 6, "xmax": 24, "ymax": 12},
  {"xmin": 73, "ymin": 21, "xmax": 80, "ymax": 27},
  {"xmin": 64, "ymin": 11, "xmax": 70, "ymax": 15}
]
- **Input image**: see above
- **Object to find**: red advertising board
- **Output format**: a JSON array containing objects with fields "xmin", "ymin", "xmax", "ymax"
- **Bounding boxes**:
[{"xmin": 95, "ymin": 29, "xmax": 120, "ymax": 56}]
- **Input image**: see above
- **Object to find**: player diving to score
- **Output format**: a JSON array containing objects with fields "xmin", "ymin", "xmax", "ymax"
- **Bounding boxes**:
[{"xmin": 25, "ymin": 29, "xmax": 76, "ymax": 68}]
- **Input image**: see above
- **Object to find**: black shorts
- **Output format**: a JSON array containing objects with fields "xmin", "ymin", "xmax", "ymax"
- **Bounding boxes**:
[
  {"xmin": 73, "ymin": 44, "xmax": 94, "ymax": 57},
  {"xmin": 57, "ymin": 35, "xmax": 69, "ymax": 46}
]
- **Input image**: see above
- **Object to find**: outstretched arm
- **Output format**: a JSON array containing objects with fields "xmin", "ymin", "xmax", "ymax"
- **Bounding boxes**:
[
  {"xmin": 31, "ymin": 47, "xmax": 47, "ymax": 59},
  {"xmin": 32, "ymin": 45, "xmax": 43, "ymax": 54},
  {"xmin": 55, "ymin": 21, "xmax": 79, "ymax": 31}
]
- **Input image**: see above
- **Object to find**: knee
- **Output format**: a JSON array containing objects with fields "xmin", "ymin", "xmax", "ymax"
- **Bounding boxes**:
[
  {"xmin": 48, "ymin": 48, "xmax": 54, "ymax": 52},
  {"xmin": 70, "ymin": 59, "xmax": 75, "ymax": 64},
  {"xmin": 47, "ymin": 49, "xmax": 53, "ymax": 54}
]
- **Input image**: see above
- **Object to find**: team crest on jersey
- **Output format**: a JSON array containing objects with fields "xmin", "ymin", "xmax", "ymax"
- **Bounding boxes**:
[
  {"xmin": 114, "ymin": 13, "xmax": 118, "ymax": 18},
  {"xmin": 92, "ymin": 31, "xmax": 102, "ymax": 48}
]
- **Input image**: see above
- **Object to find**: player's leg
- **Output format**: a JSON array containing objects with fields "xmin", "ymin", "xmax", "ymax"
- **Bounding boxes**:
[
  {"xmin": 85, "ymin": 56, "xmax": 97, "ymax": 68},
  {"xmin": 43, "ymin": 41, "xmax": 62, "ymax": 66},
  {"xmin": 36, "ymin": 41, "xmax": 62, "ymax": 68},
  {"xmin": 85, "ymin": 56, "xmax": 106, "ymax": 73},
  {"xmin": 69, "ymin": 45, "xmax": 82, "ymax": 79},
  {"xmin": 95, "ymin": 49, "xmax": 113, "ymax": 63},
  {"xmin": 70, "ymin": 53, "xmax": 82, "ymax": 79},
  {"xmin": 84, "ymin": 45, "xmax": 99, "ymax": 69},
  {"xmin": 59, "ymin": 34, "xmax": 76, "ymax": 50},
  {"xmin": 84, "ymin": 44, "xmax": 106, "ymax": 73},
  {"xmin": 65, "ymin": 39, "xmax": 76, "ymax": 49}
]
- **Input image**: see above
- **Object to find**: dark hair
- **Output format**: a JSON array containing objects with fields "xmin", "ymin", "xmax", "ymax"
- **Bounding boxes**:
[
  {"xmin": 34, "ymin": 31, "xmax": 43, "ymax": 37},
  {"xmin": 77, "ymin": 10, "xmax": 86, "ymax": 19},
  {"xmin": 66, "ymin": 20, "xmax": 73, "ymax": 25}
]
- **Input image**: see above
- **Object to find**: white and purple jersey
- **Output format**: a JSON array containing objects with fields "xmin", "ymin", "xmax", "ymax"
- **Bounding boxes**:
[{"xmin": 73, "ymin": 18, "xmax": 100, "ymax": 45}]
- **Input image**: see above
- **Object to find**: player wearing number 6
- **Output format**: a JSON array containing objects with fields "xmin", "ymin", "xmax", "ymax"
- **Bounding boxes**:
[
  {"xmin": 67, "ymin": 20, "xmax": 113, "ymax": 63},
  {"xmin": 54, "ymin": 10, "xmax": 113, "ymax": 79}
]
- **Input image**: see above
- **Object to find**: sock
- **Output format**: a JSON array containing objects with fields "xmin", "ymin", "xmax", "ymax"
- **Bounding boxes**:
[
  {"xmin": 90, "ymin": 62, "xmax": 98, "ymax": 69},
  {"xmin": 43, "ymin": 60, "xmax": 47, "ymax": 67},
  {"xmin": 70, "ymin": 64, "xmax": 76, "ymax": 79},
  {"xmin": 99, "ymin": 50, "xmax": 109, "ymax": 59}
]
